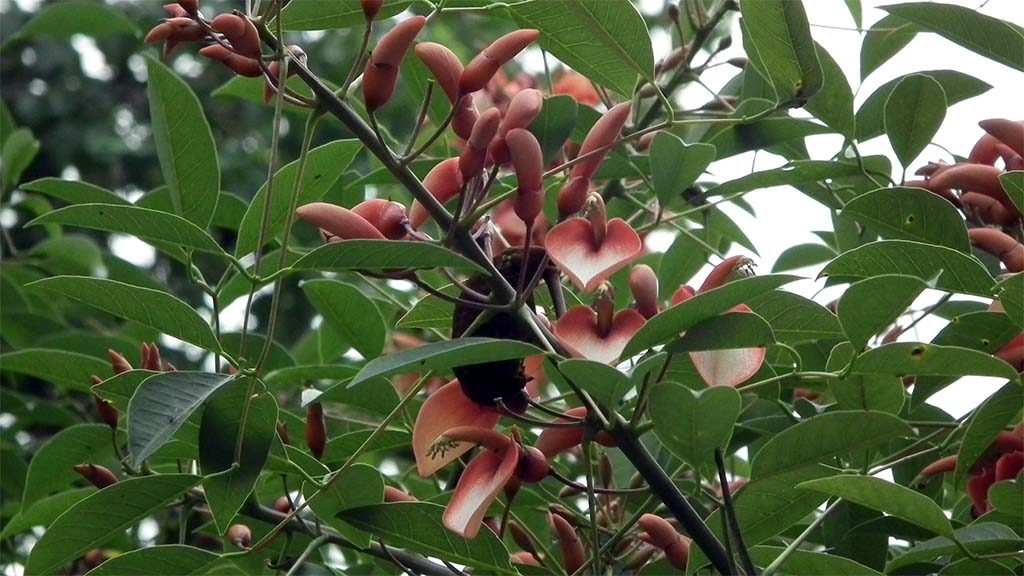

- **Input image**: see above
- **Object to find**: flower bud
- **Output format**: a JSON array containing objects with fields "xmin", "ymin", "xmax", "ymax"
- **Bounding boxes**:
[
  {"xmin": 363, "ymin": 16, "xmax": 426, "ymax": 111},
  {"xmin": 661, "ymin": 47, "xmax": 688, "ymax": 72},
  {"xmin": 727, "ymin": 56, "xmax": 748, "ymax": 69},
  {"xmin": 969, "ymin": 228, "xmax": 1024, "ymax": 272},
  {"xmin": 508, "ymin": 521, "xmax": 537, "ymax": 555},
  {"xmin": 108, "ymin": 349, "xmax": 132, "ymax": 375},
  {"xmin": 94, "ymin": 394, "xmax": 119, "ymax": 430},
  {"xmin": 199, "ymin": 44, "xmax": 262, "ymax": 77},
  {"xmin": 227, "ymin": 524, "xmax": 252, "ymax": 549},
  {"xmin": 177, "ymin": 0, "xmax": 198, "ymax": 16},
  {"xmin": 460, "ymin": 30, "xmax": 540, "ymax": 94},
  {"xmin": 352, "ymin": 198, "xmax": 409, "ymax": 240},
  {"xmin": 264, "ymin": 45, "xmax": 307, "ymax": 104},
  {"xmin": 490, "ymin": 89, "xmax": 544, "ymax": 164},
  {"xmin": 572, "ymin": 102, "xmax": 632, "ymax": 181},
  {"xmin": 451, "ymin": 93, "xmax": 480, "ymax": 140},
  {"xmin": 699, "ymin": 255, "xmax": 752, "ymax": 293},
  {"xmin": 362, "ymin": 0, "xmax": 384, "ymax": 20},
  {"xmin": 671, "ymin": 284, "xmax": 695, "ymax": 306},
  {"xmin": 549, "ymin": 513, "xmax": 585, "ymax": 574},
  {"xmin": 415, "ymin": 42, "xmax": 463, "ymax": 104},
  {"xmin": 83, "ymin": 549, "xmax": 107, "ymax": 570},
  {"xmin": 141, "ymin": 343, "xmax": 163, "ymax": 372},
  {"xmin": 274, "ymin": 496, "xmax": 292, "ymax": 513},
  {"xmin": 210, "ymin": 14, "xmax": 261, "ymax": 59},
  {"xmin": 410, "ymin": 158, "xmax": 464, "ymax": 229},
  {"xmin": 276, "ymin": 421, "xmax": 291, "ymax": 445},
  {"xmin": 73, "ymin": 463, "xmax": 118, "ymax": 489},
  {"xmin": 557, "ymin": 176, "xmax": 589, "ymax": 219},
  {"xmin": 460, "ymin": 107, "xmax": 501, "ymax": 180},
  {"xmin": 384, "ymin": 486, "xmax": 418, "ymax": 502},
  {"xmin": 516, "ymin": 445, "xmax": 550, "ymax": 484},
  {"xmin": 296, "ymin": 203, "xmax": 387, "ymax": 240},
  {"xmin": 305, "ymin": 403, "xmax": 327, "ymax": 460},
  {"xmin": 507, "ymin": 129, "xmax": 545, "ymax": 225},
  {"xmin": 511, "ymin": 551, "xmax": 541, "ymax": 566},
  {"xmin": 629, "ymin": 264, "xmax": 659, "ymax": 319},
  {"xmin": 638, "ymin": 513, "xmax": 690, "ymax": 570}
]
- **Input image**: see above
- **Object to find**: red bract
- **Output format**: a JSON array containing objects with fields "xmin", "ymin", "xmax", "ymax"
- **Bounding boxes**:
[
  {"xmin": 415, "ymin": 42, "xmax": 463, "ymax": 104},
  {"xmin": 460, "ymin": 30, "xmax": 540, "ymax": 95},
  {"xmin": 363, "ymin": 16, "xmax": 426, "ymax": 111},
  {"xmin": 410, "ymin": 158, "xmax": 463, "ymax": 229},
  {"xmin": 546, "ymin": 195, "xmax": 643, "ymax": 292}
]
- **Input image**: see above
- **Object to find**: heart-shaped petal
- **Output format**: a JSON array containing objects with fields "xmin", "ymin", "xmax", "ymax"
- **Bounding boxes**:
[
  {"xmin": 554, "ymin": 306, "xmax": 646, "ymax": 365},
  {"xmin": 413, "ymin": 380, "xmax": 500, "ymax": 477},
  {"xmin": 546, "ymin": 217, "xmax": 642, "ymax": 292},
  {"xmin": 443, "ymin": 444, "xmax": 519, "ymax": 538},
  {"xmin": 689, "ymin": 347, "xmax": 766, "ymax": 388}
]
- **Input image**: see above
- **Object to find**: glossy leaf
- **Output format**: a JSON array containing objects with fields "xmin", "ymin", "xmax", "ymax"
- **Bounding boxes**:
[
  {"xmin": 852, "ymin": 342, "xmax": 1020, "ymax": 382},
  {"xmin": 838, "ymin": 274, "xmax": 928, "ymax": 350},
  {"xmin": 302, "ymin": 279, "xmax": 387, "ymax": 359},
  {"xmin": 292, "ymin": 240, "xmax": 484, "ymax": 273},
  {"xmin": 820, "ymin": 240, "xmax": 995, "ymax": 297},
  {"xmin": 668, "ymin": 310, "xmax": 775, "ymax": 352},
  {"xmin": 309, "ymin": 464, "xmax": 383, "ymax": 548},
  {"xmin": 996, "ymin": 273, "xmax": 1024, "ymax": 330},
  {"xmin": 529, "ymin": 95, "xmax": 578, "ymax": 163},
  {"xmin": 749, "ymin": 546, "xmax": 884, "ymax": 575},
  {"xmin": 397, "ymin": 285, "xmax": 457, "ymax": 330},
  {"xmin": 350, "ymin": 337, "xmax": 543, "ymax": 387},
  {"xmin": 886, "ymin": 523, "xmax": 1021, "ymax": 572},
  {"xmin": 861, "ymin": 15, "xmax": 917, "ymax": 80},
  {"xmin": 842, "ymin": 187, "xmax": 970, "ymax": 252},
  {"xmin": 885, "ymin": 74, "xmax": 947, "ymax": 168},
  {"xmin": 24, "ymin": 475, "xmax": 201, "ymax": 576},
  {"xmin": 146, "ymin": 56, "xmax": 219, "ymax": 230},
  {"xmin": 28, "ymin": 276, "xmax": 221, "ymax": 351},
  {"xmin": 954, "ymin": 382, "xmax": 1024, "ymax": 488},
  {"xmin": 127, "ymin": 372, "xmax": 236, "ymax": 467},
  {"xmin": 658, "ymin": 232, "xmax": 707, "ymax": 298},
  {"xmin": 85, "ymin": 545, "xmax": 217, "ymax": 576},
  {"xmin": 747, "ymin": 290, "xmax": 844, "ymax": 345},
  {"xmin": 806, "ymin": 42, "xmax": 855, "ymax": 138},
  {"xmin": 856, "ymin": 70, "xmax": 989, "ymax": 142},
  {"xmin": 650, "ymin": 132, "xmax": 716, "ymax": 206},
  {"xmin": 740, "ymin": 0, "xmax": 823, "ymax": 104},
  {"xmin": 0, "ymin": 348, "xmax": 108, "ymax": 393},
  {"xmin": 558, "ymin": 359, "xmax": 632, "ymax": 408},
  {"xmin": 1, "ymin": 488, "xmax": 93, "ymax": 539},
  {"xmin": 20, "ymin": 424, "xmax": 112, "ymax": 511},
  {"xmin": 22, "ymin": 178, "xmax": 127, "ymax": 206},
  {"xmin": 509, "ymin": 0, "xmax": 655, "ymax": 97},
  {"xmin": 828, "ymin": 342, "xmax": 905, "ymax": 415},
  {"xmin": 650, "ymin": 383, "xmax": 741, "ymax": 474},
  {"xmin": 771, "ymin": 243, "xmax": 836, "ymax": 273},
  {"xmin": 1000, "ymin": 171, "xmax": 1024, "ymax": 215}
]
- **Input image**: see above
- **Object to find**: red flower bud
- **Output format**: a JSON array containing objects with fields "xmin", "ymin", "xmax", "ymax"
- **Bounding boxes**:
[
  {"xmin": 384, "ymin": 485, "xmax": 418, "ymax": 503},
  {"xmin": 141, "ymin": 343, "xmax": 163, "ymax": 372},
  {"xmin": 352, "ymin": 198, "xmax": 409, "ymax": 240},
  {"xmin": 83, "ymin": 549, "xmax": 107, "ymax": 570},
  {"xmin": 638, "ymin": 513, "xmax": 690, "ymax": 570},
  {"xmin": 410, "ymin": 158, "xmax": 463, "ymax": 229},
  {"xmin": 629, "ymin": 264, "xmax": 659, "ymax": 319},
  {"xmin": 553, "ymin": 72, "xmax": 600, "ymax": 107},
  {"xmin": 969, "ymin": 228, "xmax": 1024, "ymax": 272},
  {"xmin": 506, "ymin": 129, "xmax": 545, "ymax": 225},
  {"xmin": 460, "ymin": 107, "xmax": 501, "ymax": 180},
  {"xmin": 362, "ymin": 0, "xmax": 385, "ymax": 20},
  {"xmin": 572, "ymin": 102, "xmax": 632, "ymax": 181},
  {"xmin": 108, "ymin": 349, "xmax": 132, "ymax": 375},
  {"xmin": 362, "ymin": 16, "xmax": 426, "ymax": 111},
  {"xmin": 979, "ymin": 118, "xmax": 1024, "ymax": 158},
  {"xmin": 199, "ymin": 44, "xmax": 262, "ymax": 77},
  {"xmin": 93, "ymin": 394, "xmax": 119, "ymax": 430},
  {"xmin": 699, "ymin": 255, "xmax": 752, "ymax": 293},
  {"xmin": 274, "ymin": 496, "xmax": 292, "ymax": 513},
  {"xmin": 227, "ymin": 524, "xmax": 252, "ymax": 549},
  {"xmin": 276, "ymin": 421, "xmax": 291, "ymax": 445},
  {"xmin": 305, "ymin": 403, "xmax": 327, "ymax": 460},
  {"xmin": 451, "ymin": 93, "xmax": 480, "ymax": 140},
  {"xmin": 460, "ymin": 30, "xmax": 540, "ymax": 94},
  {"xmin": 177, "ymin": 0, "xmax": 199, "ymax": 16},
  {"xmin": 549, "ymin": 512, "xmax": 585, "ymax": 574},
  {"xmin": 73, "ymin": 463, "xmax": 118, "ymax": 489},
  {"xmin": 671, "ymin": 284, "xmax": 696, "ymax": 306},
  {"xmin": 415, "ymin": 42, "xmax": 463, "ymax": 104},
  {"xmin": 508, "ymin": 521, "xmax": 537, "ymax": 555},
  {"xmin": 296, "ymin": 202, "xmax": 387, "ymax": 241},
  {"xmin": 516, "ymin": 445, "xmax": 550, "ymax": 484},
  {"xmin": 162, "ymin": 3, "xmax": 188, "ymax": 18},
  {"xmin": 557, "ymin": 176, "xmax": 589, "ymax": 219},
  {"xmin": 490, "ymin": 89, "xmax": 544, "ymax": 164},
  {"xmin": 210, "ymin": 14, "xmax": 261, "ymax": 59}
]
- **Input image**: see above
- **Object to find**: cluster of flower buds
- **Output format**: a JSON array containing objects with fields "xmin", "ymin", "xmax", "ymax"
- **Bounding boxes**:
[
  {"xmin": 638, "ymin": 513, "xmax": 691, "ymax": 570},
  {"xmin": 297, "ymin": 198, "xmax": 409, "ymax": 242},
  {"xmin": 89, "ymin": 343, "xmax": 176, "ymax": 431}
]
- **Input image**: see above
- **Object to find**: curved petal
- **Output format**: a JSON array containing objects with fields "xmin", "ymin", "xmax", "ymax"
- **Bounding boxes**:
[
  {"xmin": 546, "ymin": 218, "xmax": 643, "ymax": 292},
  {"xmin": 413, "ymin": 380, "xmax": 500, "ymax": 477},
  {"xmin": 524, "ymin": 355, "xmax": 547, "ymax": 398},
  {"xmin": 554, "ymin": 307, "xmax": 646, "ymax": 365},
  {"xmin": 536, "ymin": 407, "xmax": 587, "ymax": 458},
  {"xmin": 689, "ymin": 347, "xmax": 766, "ymax": 388},
  {"xmin": 443, "ymin": 445, "xmax": 520, "ymax": 538}
]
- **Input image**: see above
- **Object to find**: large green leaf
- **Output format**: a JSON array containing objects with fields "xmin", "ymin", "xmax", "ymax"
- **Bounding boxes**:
[
  {"xmin": 28, "ymin": 204, "xmax": 227, "ymax": 256},
  {"xmin": 397, "ymin": 285, "xmax": 458, "ymax": 330},
  {"xmin": 882, "ymin": 3, "xmax": 1024, "ymax": 72},
  {"xmin": 748, "ymin": 546, "xmax": 884, "ymax": 575},
  {"xmin": 339, "ymin": 502, "xmax": 516, "ymax": 575},
  {"xmin": 146, "ymin": 56, "xmax": 219, "ymax": 230},
  {"xmin": 649, "ymin": 133, "xmax": 715, "ymax": 206},
  {"xmin": 25, "ymin": 475, "xmax": 201, "ymax": 576},
  {"xmin": 302, "ymin": 279, "xmax": 387, "ymax": 359},
  {"xmin": 838, "ymin": 274, "xmax": 928, "ymax": 350},
  {"xmin": 20, "ymin": 424, "xmax": 113, "ymax": 511},
  {"xmin": 996, "ymin": 273, "xmax": 1024, "ymax": 330},
  {"xmin": 85, "ymin": 545, "xmax": 217, "ymax": 576},
  {"xmin": 747, "ymin": 290, "xmax": 844, "ymax": 344},
  {"xmin": 856, "ymin": 70, "xmax": 990, "ymax": 142},
  {"xmin": 884, "ymin": 74, "xmax": 947, "ymax": 169},
  {"xmin": 886, "ymin": 523, "xmax": 1022, "ymax": 573},
  {"xmin": 702, "ymin": 112, "xmax": 832, "ymax": 160},
  {"xmin": 820, "ymin": 240, "xmax": 995, "ymax": 297},
  {"xmin": 861, "ymin": 14, "xmax": 918, "ymax": 80},
  {"xmin": 1, "ymin": 488, "xmax": 93, "ymax": 540},
  {"xmin": 668, "ymin": 310, "xmax": 775, "ymax": 353},
  {"xmin": 200, "ymin": 384, "xmax": 278, "ymax": 533},
  {"xmin": 0, "ymin": 348, "xmax": 108, "ymax": 392},
  {"xmin": 806, "ymin": 42, "xmax": 855, "ymax": 138},
  {"xmin": 558, "ymin": 359, "xmax": 632, "ymax": 408},
  {"xmin": 799, "ymin": 475, "xmax": 954, "ymax": 538},
  {"xmin": 309, "ymin": 464, "xmax": 383, "ymax": 548},
  {"xmin": 280, "ymin": 0, "xmax": 415, "ymax": 30},
  {"xmin": 740, "ymin": 0, "xmax": 823, "ymax": 104},
  {"xmin": 235, "ymin": 140, "xmax": 361, "ymax": 257},
  {"xmin": 28, "ymin": 276, "xmax": 220, "ymax": 352},
  {"xmin": 350, "ymin": 337, "xmax": 543, "ymax": 387},
  {"xmin": 127, "ymin": 372, "xmax": 236, "ymax": 467},
  {"xmin": 827, "ymin": 342, "xmax": 905, "ymax": 415},
  {"xmin": 852, "ymin": 343, "xmax": 1020, "ymax": 383},
  {"xmin": 772, "ymin": 243, "xmax": 837, "ymax": 273},
  {"xmin": 624, "ymin": 275, "xmax": 798, "ymax": 357},
  {"xmin": 954, "ymin": 382, "xmax": 1024, "ymax": 488},
  {"xmin": 291, "ymin": 240, "xmax": 484, "ymax": 273},
  {"xmin": 842, "ymin": 187, "xmax": 970, "ymax": 252},
  {"xmin": 22, "ymin": 178, "xmax": 127, "ymax": 206},
  {"xmin": 650, "ymin": 383, "xmax": 741, "ymax": 475},
  {"xmin": 508, "ymin": 0, "xmax": 654, "ymax": 97},
  {"xmin": 7, "ymin": 1, "xmax": 139, "ymax": 44},
  {"xmin": 658, "ymin": 232, "xmax": 707, "ymax": 298},
  {"xmin": 1, "ymin": 127, "xmax": 39, "ymax": 191}
]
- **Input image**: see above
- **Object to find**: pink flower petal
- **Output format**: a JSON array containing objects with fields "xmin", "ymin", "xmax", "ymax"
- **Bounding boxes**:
[
  {"xmin": 443, "ymin": 444, "xmax": 520, "ymax": 538},
  {"xmin": 413, "ymin": 380, "xmax": 500, "ymax": 477},
  {"xmin": 536, "ymin": 407, "xmax": 587, "ymax": 458},
  {"xmin": 689, "ymin": 347, "xmax": 766, "ymax": 388},
  {"xmin": 546, "ymin": 217, "xmax": 643, "ymax": 292},
  {"xmin": 554, "ymin": 307, "xmax": 646, "ymax": 365}
]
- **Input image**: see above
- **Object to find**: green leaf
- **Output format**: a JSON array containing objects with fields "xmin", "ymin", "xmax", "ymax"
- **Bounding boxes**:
[
  {"xmin": 650, "ymin": 383, "xmax": 741, "ymax": 474},
  {"xmin": 7, "ymin": 1, "xmax": 139, "ymax": 43},
  {"xmin": 85, "ymin": 545, "xmax": 217, "ymax": 576},
  {"xmin": 310, "ymin": 464, "xmax": 383, "ymax": 548},
  {"xmin": 884, "ymin": 74, "xmax": 947, "ymax": 169},
  {"xmin": 752, "ymin": 411, "xmax": 913, "ymax": 480},
  {"xmin": 24, "ymin": 475, "xmax": 200, "ymax": 576},
  {"xmin": 302, "ymin": 279, "xmax": 387, "ymax": 359},
  {"xmin": 1, "ymin": 127, "xmax": 39, "ymax": 190},
  {"xmin": 235, "ymin": 140, "xmax": 361, "ymax": 257},
  {"xmin": 806, "ymin": 42, "xmax": 855, "ymax": 138},
  {"xmin": 292, "ymin": 240, "xmax": 484, "ymax": 273},
  {"xmin": 999, "ymin": 171, "xmax": 1024, "ymax": 215},
  {"xmin": 280, "ymin": 0, "xmax": 415, "ymax": 30},
  {"xmin": 842, "ymin": 186, "xmax": 970, "ymax": 252},
  {"xmin": 820, "ymin": 240, "xmax": 995, "ymax": 297},
  {"xmin": 669, "ymin": 310, "xmax": 775, "ymax": 353},
  {"xmin": 0, "ymin": 348, "xmax": 108, "ymax": 392},
  {"xmin": 954, "ymin": 382, "xmax": 1024, "ymax": 488},
  {"xmin": 397, "ymin": 285, "xmax": 457, "ymax": 330},
  {"xmin": 702, "ymin": 114, "xmax": 832, "ymax": 160},
  {"xmin": 200, "ymin": 384, "xmax": 278, "ymax": 533},
  {"xmin": 658, "ymin": 232, "xmax": 707, "ymax": 298},
  {"xmin": 856, "ymin": 70, "xmax": 989, "ymax": 142},
  {"xmin": 529, "ymin": 95, "xmax": 578, "ymax": 164},
  {"xmin": 852, "ymin": 342, "xmax": 1020, "ymax": 382},
  {"xmin": 799, "ymin": 475, "xmax": 954, "ymax": 538},
  {"xmin": 127, "ymin": 372, "xmax": 236, "ymax": 467},
  {"xmin": 339, "ymin": 502, "xmax": 516, "ymax": 575},
  {"xmin": 1, "ymin": 488, "xmax": 93, "ymax": 539},
  {"xmin": 827, "ymin": 342, "xmax": 905, "ymax": 415},
  {"xmin": 93, "ymin": 369, "xmax": 161, "ymax": 411},
  {"xmin": 146, "ymin": 56, "xmax": 219, "ymax": 230},
  {"xmin": 747, "ymin": 291, "xmax": 845, "ymax": 345},
  {"xmin": 20, "ymin": 424, "xmax": 112, "ymax": 511},
  {"xmin": 861, "ymin": 15, "xmax": 918, "ymax": 80},
  {"xmin": 771, "ymin": 243, "xmax": 836, "ymax": 273},
  {"xmin": 996, "ymin": 273, "xmax": 1024, "ymax": 330},
  {"xmin": 844, "ymin": 0, "xmax": 863, "ymax": 28},
  {"xmin": 886, "ymin": 523, "xmax": 1022, "ymax": 572},
  {"xmin": 307, "ymin": 375, "xmax": 399, "ymax": 418},
  {"xmin": 350, "ymin": 337, "xmax": 543, "ymax": 387},
  {"xmin": 740, "ymin": 0, "xmax": 823, "ymax": 104},
  {"xmin": 508, "ymin": 0, "xmax": 655, "ymax": 97},
  {"xmin": 988, "ymin": 481, "xmax": 1023, "ymax": 519},
  {"xmin": 748, "ymin": 545, "xmax": 884, "ymax": 576},
  {"xmin": 558, "ymin": 359, "xmax": 632, "ymax": 408},
  {"xmin": 28, "ymin": 276, "xmax": 220, "ymax": 352},
  {"xmin": 22, "ymin": 178, "xmax": 128, "ymax": 206},
  {"xmin": 650, "ymin": 133, "xmax": 716, "ymax": 206},
  {"xmin": 940, "ymin": 558, "xmax": 1015, "ymax": 576},
  {"xmin": 838, "ymin": 274, "xmax": 928, "ymax": 350},
  {"xmin": 881, "ymin": 3, "xmax": 1024, "ymax": 72},
  {"xmin": 28, "ymin": 204, "xmax": 228, "ymax": 256},
  {"xmin": 624, "ymin": 275, "xmax": 798, "ymax": 357}
]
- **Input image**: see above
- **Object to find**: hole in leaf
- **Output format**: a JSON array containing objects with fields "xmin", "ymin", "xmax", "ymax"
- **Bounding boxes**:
[
  {"xmin": 904, "ymin": 215, "xmax": 915, "ymax": 225},
  {"xmin": 910, "ymin": 346, "xmax": 926, "ymax": 358}
]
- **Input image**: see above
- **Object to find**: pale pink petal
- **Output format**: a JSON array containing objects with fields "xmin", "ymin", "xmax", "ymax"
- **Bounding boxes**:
[
  {"xmin": 546, "ymin": 218, "xmax": 643, "ymax": 292},
  {"xmin": 443, "ymin": 445, "xmax": 519, "ymax": 538},
  {"xmin": 690, "ymin": 347, "xmax": 766, "ymax": 388},
  {"xmin": 536, "ymin": 407, "xmax": 587, "ymax": 458},
  {"xmin": 554, "ymin": 307, "xmax": 646, "ymax": 365},
  {"xmin": 413, "ymin": 380, "xmax": 500, "ymax": 477}
]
